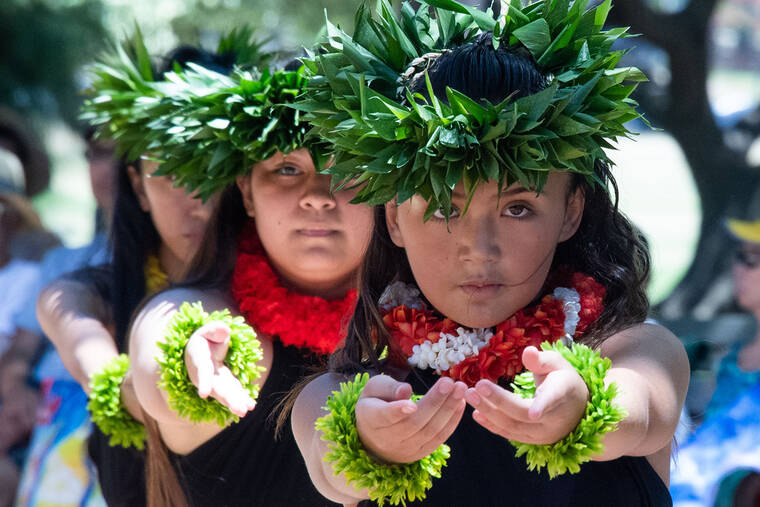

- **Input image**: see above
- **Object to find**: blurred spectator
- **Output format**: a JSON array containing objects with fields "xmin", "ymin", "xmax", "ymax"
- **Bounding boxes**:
[
  {"xmin": 670, "ymin": 218, "xmax": 760, "ymax": 506},
  {"xmin": 0, "ymin": 107, "xmax": 50, "ymax": 197},
  {"xmin": 0, "ymin": 130, "xmax": 116, "ymax": 507},
  {"xmin": 702, "ymin": 219, "xmax": 760, "ymax": 419},
  {"xmin": 0, "ymin": 109, "xmax": 59, "ymax": 260},
  {"xmin": 0, "ymin": 147, "xmax": 42, "ymax": 507}
]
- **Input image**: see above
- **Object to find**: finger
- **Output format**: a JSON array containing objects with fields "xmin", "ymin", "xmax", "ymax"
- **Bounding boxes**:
[
  {"xmin": 357, "ymin": 397, "xmax": 418, "ymax": 428},
  {"xmin": 404, "ymin": 377, "xmax": 463, "ymax": 433},
  {"xmin": 360, "ymin": 374, "xmax": 413, "ymax": 402},
  {"xmin": 528, "ymin": 378, "xmax": 568, "ymax": 420},
  {"xmin": 471, "ymin": 409, "xmax": 523, "ymax": 440},
  {"xmin": 186, "ymin": 335, "xmax": 214, "ymax": 398},
  {"xmin": 210, "ymin": 370, "xmax": 255, "ymax": 417},
  {"xmin": 413, "ymin": 381, "xmax": 466, "ymax": 440},
  {"xmin": 414, "ymin": 385, "xmax": 466, "ymax": 454},
  {"xmin": 466, "ymin": 380, "xmax": 533, "ymax": 422},
  {"xmin": 522, "ymin": 348, "xmax": 570, "ymax": 376},
  {"xmin": 197, "ymin": 321, "xmax": 231, "ymax": 344}
]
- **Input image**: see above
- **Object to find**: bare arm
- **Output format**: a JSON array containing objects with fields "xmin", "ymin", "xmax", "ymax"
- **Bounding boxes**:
[
  {"xmin": 597, "ymin": 322, "xmax": 690, "ymax": 460},
  {"xmin": 36, "ymin": 279, "xmax": 118, "ymax": 394},
  {"xmin": 292, "ymin": 373, "xmax": 368, "ymax": 505},
  {"xmin": 129, "ymin": 288, "xmax": 273, "ymax": 454},
  {"xmin": 292, "ymin": 372, "xmax": 467, "ymax": 505}
]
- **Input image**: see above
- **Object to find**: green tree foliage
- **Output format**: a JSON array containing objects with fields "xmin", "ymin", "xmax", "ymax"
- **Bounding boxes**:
[{"xmin": 0, "ymin": 0, "xmax": 106, "ymax": 126}]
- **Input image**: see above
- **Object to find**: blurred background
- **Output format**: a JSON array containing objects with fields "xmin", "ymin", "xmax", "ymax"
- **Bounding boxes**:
[{"xmin": 1, "ymin": 0, "xmax": 760, "ymax": 421}]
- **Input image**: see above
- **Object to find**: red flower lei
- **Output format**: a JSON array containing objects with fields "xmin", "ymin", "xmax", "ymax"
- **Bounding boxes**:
[
  {"xmin": 231, "ymin": 220, "xmax": 357, "ymax": 355},
  {"xmin": 381, "ymin": 272, "xmax": 606, "ymax": 387}
]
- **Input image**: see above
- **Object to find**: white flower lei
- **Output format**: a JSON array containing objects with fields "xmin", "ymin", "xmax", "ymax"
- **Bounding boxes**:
[{"xmin": 380, "ymin": 282, "xmax": 582, "ymax": 374}]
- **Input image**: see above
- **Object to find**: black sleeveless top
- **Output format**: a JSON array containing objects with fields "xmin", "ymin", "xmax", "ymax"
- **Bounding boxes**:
[
  {"xmin": 170, "ymin": 340, "xmax": 340, "ymax": 507},
  {"xmin": 88, "ymin": 429, "xmax": 147, "ymax": 507},
  {"xmin": 394, "ymin": 368, "xmax": 672, "ymax": 507}
]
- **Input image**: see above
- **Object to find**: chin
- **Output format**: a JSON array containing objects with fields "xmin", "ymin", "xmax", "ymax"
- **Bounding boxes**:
[{"xmin": 446, "ymin": 307, "xmax": 512, "ymax": 329}]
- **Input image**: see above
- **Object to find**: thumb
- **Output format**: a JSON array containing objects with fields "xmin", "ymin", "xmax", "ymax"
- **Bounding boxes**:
[
  {"xmin": 522, "ymin": 346, "xmax": 570, "ymax": 377},
  {"xmin": 360, "ymin": 374, "xmax": 413, "ymax": 402},
  {"xmin": 197, "ymin": 321, "xmax": 231, "ymax": 344}
]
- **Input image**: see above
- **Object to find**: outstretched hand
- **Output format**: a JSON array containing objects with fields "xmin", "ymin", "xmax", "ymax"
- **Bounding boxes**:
[
  {"xmin": 184, "ymin": 321, "xmax": 255, "ymax": 417},
  {"xmin": 356, "ymin": 375, "xmax": 467, "ymax": 464},
  {"xmin": 465, "ymin": 346, "xmax": 588, "ymax": 444}
]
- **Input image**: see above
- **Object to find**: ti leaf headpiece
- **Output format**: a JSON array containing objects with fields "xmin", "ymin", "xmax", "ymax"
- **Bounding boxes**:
[
  {"xmin": 299, "ymin": 0, "xmax": 648, "ymax": 218},
  {"xmin": 81, "ymin": 25, "xmax": 311, "ymax": 200}
]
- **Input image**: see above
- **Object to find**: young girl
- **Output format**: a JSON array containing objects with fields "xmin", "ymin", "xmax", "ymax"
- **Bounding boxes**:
[
  {"xmin": 34, "ymin": 41, "xmax": 243, "ymax": 507},
  {"xmin": 83, "ymin": 47, "xmax": 375, "ymax": 505},
  {"xmin": 289, "ymin": 1, "xmax": 689, "ymax": 505}
]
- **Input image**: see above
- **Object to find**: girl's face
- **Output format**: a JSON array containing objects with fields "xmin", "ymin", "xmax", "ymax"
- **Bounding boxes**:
[
  {"xmin": 129, "ymin": 160, "xmax": 215, "ymax": 280},
  {"xmin": 237, "ymin": 149, "xmax": 373, "ymax": 299},
  {"xmin": 386, "ymin": 172, "xmax": 584, "ymax": 328}
]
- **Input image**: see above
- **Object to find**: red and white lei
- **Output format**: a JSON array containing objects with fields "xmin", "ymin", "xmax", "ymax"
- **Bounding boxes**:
[{"xmin": 379, "ymin": 272, "xmax": 606, "ymax": 386}]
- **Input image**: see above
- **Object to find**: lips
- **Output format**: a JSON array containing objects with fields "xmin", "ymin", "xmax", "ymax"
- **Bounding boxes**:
[
  {"xmin": 459, "ymin": 279, "xmax": 505, "ymax": 297},
  {"xmin": 298, "ymin": 228, "xmax": 338, "ymax": 237}
]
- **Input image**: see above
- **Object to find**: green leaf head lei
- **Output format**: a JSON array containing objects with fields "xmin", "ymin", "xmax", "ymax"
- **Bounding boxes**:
[
  {"xmin": 299, "ymin": 0, "xmax": 649, "ymax": 219},
  {"xmin": 81, "ymin": 25, "xmax": 319, "ymax": 201}
]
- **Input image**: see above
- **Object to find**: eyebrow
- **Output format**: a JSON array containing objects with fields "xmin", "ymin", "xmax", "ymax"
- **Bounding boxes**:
[{"xmin": 451, "ymin": 185, "xmax": 533, "ymax": 199}]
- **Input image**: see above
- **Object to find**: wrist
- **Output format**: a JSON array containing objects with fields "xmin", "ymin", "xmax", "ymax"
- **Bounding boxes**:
[{"xmin": 509, "ymin": 341, "xmax": 627, "ymax": 478}]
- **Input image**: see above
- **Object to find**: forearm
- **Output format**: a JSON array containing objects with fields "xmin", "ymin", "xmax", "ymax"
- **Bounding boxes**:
[
  {"xmin": 292, "ymin": 373, "xmax": 369, "ymax": 504},
  {"xmin": 37, "ymin": 280, "xmax": 117, "ymax": 392},
  {"xmin": 595, "ymin": 324, "xmax": 689, "ymax": 460}
]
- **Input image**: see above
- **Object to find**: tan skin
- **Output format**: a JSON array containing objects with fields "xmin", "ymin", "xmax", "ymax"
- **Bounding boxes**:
[
  {"xmin": 291, "ymin": 173, "xmax": 689, "ymax": 505},
  {"xmin": 129, "ymin": 149, "xmax": 373, "ymax": 454},
  {"xmin": 732, "ymin": 243, "xmax": 760, "ymax": 372},
  {"xmin": 37, "ymin": 158, "xmax": 214, "ymax": 415}
]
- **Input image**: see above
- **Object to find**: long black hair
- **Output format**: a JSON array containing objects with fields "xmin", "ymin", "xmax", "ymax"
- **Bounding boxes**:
[{"xmin": 331, "ymin": 33, "xmax": 651, "ymax": 375}]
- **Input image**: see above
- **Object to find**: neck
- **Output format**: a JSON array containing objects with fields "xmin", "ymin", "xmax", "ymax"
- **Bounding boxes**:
[
  {"xmin": 158, "ymin": 244, "xmax": 187, "ymax": 283},
  {"xmin": 276, "ymin": 269, "xmax": 355, "ymax": 300}
]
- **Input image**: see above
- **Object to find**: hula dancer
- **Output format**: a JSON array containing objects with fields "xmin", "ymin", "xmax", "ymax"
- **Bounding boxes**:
[
  {"xmin": 291, "ymin": 1, "xmax": 688, "ymax": 505},
  {"xmin": 92, "ymin": 31, "xmax": 373, "ymax": 507}
]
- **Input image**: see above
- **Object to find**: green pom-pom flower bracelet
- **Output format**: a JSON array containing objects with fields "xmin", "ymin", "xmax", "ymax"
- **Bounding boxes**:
[
  {"xmin": 510, "ymin": 341, "xmax": 627, "ymax": 478},
  {"xmin": 87, "ymin": 354, "xmax": 146, "ymax": 450},
  {"xmin": 316, "ymin": 373, "xmax": 450, "ymax": 506},
  {"xmin": 157, "ymin": 301, "xmax": 265, "ymax": 427}
]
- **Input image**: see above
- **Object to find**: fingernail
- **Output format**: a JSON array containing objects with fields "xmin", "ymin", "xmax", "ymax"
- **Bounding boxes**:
[
  {"xmin": 402, "ymin": 404, "xmax": 415, "ymax": 415},
  {"xmin": 466, "ymin": 390, "xmax": 481, "ymax": 406},
  {"xmin": 476, "ymin": 382, "xmax": 492, "ymax": 397},
  {"xmin": 438, "ymin": 380, "xmax": 453, "ymax": 394}
]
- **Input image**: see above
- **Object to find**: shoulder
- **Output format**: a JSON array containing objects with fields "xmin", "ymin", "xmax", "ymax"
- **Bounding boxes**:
[
  {"xmin": 131, "ymin": 287, "xmax": 235, "ymax": 336},
  {"xmin": 600, "ymin": 321, "xmax": 684, "ymax": 357}
]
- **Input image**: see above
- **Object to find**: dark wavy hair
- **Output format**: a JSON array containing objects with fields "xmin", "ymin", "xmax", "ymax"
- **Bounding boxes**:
[{"xmin": 330, "ymin": 33, "xmax": 650, "ymax": 375}]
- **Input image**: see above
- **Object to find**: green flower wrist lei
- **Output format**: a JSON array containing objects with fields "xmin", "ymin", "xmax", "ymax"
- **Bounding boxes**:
[
  {"xmin": 158, "ymin": 301, "xmax": 265, "ymax": 427},
  {"xmin": 316, "ymin": 373, "xmax": 450, "ymax": 506},
  {"xmin": 88, "ymin": 354, "xmax": 146, "ymax": 450},
  {"xmin": 509, "ymin": 341, "xmax": 627, "ymax": 478}
]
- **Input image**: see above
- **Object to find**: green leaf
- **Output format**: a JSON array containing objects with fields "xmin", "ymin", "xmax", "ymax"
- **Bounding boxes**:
[
  {"xmin": 422, "ymin": 0, "xmax": 497, "ymax": 31},
  {"xmin": 513, "ymin": 19, "xmax": 552, "ymax": 58}
]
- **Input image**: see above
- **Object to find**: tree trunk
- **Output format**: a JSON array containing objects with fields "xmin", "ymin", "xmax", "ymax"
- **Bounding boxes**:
[{"xmin": 610, "ymin": 0, "xmax": 760, "ymax": 318}]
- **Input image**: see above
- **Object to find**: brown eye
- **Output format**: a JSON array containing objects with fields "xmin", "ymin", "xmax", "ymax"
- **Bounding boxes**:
[
  {"xmin": 276, "ymin": 165, "xmax": 303, "ymax": 176},
  {"xmin": 503, "ymin": 205, "xmax": 530, "ymax": 218},
  {"xmin": 433, "ymin": 206, "xmax": 460, "ymax": 220}
]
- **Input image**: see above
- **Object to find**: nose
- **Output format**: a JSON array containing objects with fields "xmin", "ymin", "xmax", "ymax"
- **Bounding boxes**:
[
  {"xmin": 187, "ymin": 192, "xmax": 215, "ymax": 223},
  {"xmin": 299, "ymin": 173, "xmax": 336, "ymax": 211},
  {"xmin": 457, "ymin": 213, "xmax": 500, "ymax": 264}
]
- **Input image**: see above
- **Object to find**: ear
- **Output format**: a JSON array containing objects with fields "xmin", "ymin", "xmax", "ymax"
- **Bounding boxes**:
[
  {"xmin": 127, "ymin": 165, "xmax": 150, "ymax": 212},
  {"xmin": 385, "ymin": 201, "xmax": 405, "ymax": 248},
  {"xmin": 558, "ymin": 186, "xmax": 585, "ymax": 242},
  {"xmin": 236, "ymin": 172, "xmax": 255, "ymax": 218}
]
